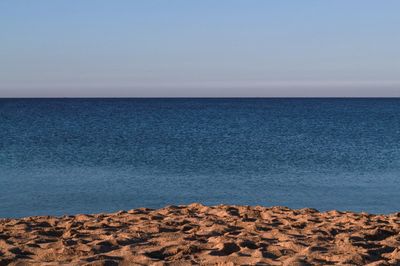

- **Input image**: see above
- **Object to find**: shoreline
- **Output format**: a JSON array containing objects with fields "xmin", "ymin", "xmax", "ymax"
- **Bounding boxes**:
[{"xmin": 1, "ymin": 203, "xmax": 399, "ymax": 265}]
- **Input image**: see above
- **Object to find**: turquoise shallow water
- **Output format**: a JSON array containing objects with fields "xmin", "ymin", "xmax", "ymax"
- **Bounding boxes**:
[{"xmin": 1, "ymin": 98, "xmax": 400, "ymax": 217}]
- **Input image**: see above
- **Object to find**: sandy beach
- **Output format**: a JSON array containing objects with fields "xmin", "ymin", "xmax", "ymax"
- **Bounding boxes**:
[{"xmin": 1, "ymin": 203, "xmax": 400, "ymax": 265}]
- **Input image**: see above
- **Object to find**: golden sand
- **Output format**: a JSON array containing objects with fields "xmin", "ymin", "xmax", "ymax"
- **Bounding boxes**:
[{"xmin": 1, "ymin": 204, "xmax": 400, "ymax": 265}]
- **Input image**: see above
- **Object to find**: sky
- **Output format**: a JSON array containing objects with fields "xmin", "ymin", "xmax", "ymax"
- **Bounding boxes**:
[{"xmin": 0, "ymin": 0, "xmax": 399, "ymax": 97}]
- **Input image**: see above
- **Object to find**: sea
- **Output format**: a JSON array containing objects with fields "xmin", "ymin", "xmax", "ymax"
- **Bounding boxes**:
[{"xmin": 1, "ymin": 98, "xmax": 399, "ymax": 218}]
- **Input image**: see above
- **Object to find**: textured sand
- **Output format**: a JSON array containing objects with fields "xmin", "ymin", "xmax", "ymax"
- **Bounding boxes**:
[{"xmin": 1, "ymin": 204, "xmax": 400, "ymax": 265}]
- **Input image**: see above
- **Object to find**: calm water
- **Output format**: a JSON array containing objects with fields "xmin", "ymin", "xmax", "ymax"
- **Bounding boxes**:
[{"xmin": 1, "ymin": 98, "xmax": 400, "ymax": 217}]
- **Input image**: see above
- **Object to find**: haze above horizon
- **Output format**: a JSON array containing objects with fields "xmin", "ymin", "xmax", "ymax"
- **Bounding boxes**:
[{"xmin": 1, "ymin": 1, "xmax": 399, "ymax": 97}]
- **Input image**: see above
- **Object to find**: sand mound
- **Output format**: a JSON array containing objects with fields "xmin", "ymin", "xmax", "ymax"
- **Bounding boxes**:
[{"xmin": 1, "ymin": 204, "xmax": 400, "ymax": 265}]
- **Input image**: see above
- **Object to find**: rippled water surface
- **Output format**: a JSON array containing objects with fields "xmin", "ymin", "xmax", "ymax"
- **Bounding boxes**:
[{"xmin": 1, "ymin": 98, "xmax": 400, "ymax": 217}]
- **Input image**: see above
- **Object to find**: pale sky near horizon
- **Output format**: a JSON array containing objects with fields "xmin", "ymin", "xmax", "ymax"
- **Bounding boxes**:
[{"xmin": 1, "ymin": 0, "xmax": 400, "ymax": 97}]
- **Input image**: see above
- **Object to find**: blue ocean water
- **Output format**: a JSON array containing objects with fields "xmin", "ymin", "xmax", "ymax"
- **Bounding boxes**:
[{"xmin": 1, "ymin": 98, "xmax": 400, "ymax": 217}]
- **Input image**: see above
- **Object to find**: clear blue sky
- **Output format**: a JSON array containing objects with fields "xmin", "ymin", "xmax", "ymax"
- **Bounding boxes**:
[{"xmin": 1, "ymin": 0, "xmax": 399, "ymax": 97}]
